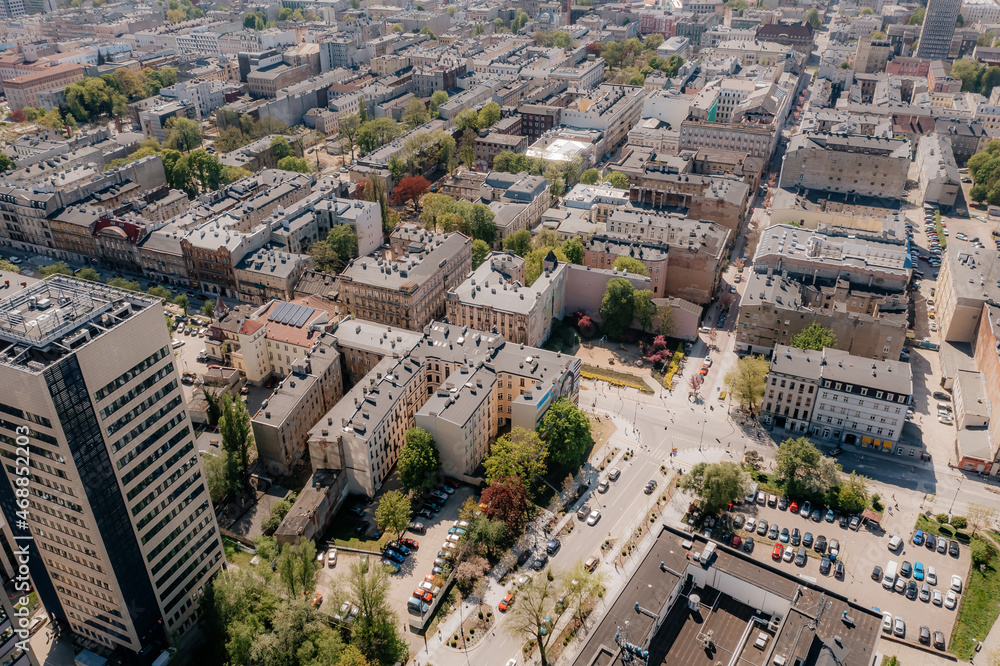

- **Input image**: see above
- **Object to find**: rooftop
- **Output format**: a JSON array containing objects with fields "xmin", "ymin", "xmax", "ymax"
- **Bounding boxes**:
[
  {"xmin": 0, "ymin": 275, "xmax": 156, "ymax": 371},
  {"xmin": 822, "ymin": 347, "xmax": 913, "ymax": 395}
]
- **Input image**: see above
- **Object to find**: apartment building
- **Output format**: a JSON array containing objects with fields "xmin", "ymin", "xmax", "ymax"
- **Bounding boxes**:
[
  {"xmin": 753, "ymin": 224, "xmax": 911, "ymax": 293},
  {"xmin": 779, "ymin": 133, "xmax": 911, "ymax": 200},
  {"xmin": 761, "ymin": 345, "xmax": 823, "ymax": 434},
  {"xmin": 310, "ymin": 321, "xmax": 581, "ymax": 496},
  {"xmin": 854, "ymin": 39, "xmax": 892, "ymax": 74},
  {"xmin": 4, "ymin": 62, "xmax": 82, "ymax": 111},
  {"xmin": 809, "ymin": 349, "xmax": 913, "ymax": 451},
  {"xmin": 337, "ymin": 226, "xmax": 472, "ymax": 330},
  {"xmin": 233, "ymin": 247, "xmax": 314, "ymax": 305},
  {"xmin": 475, "ymin": 131, "xmax": 529, "ymax": 170},
  {"xmin": 735, "ymin": 271, "xmax": 908, "ymax": 360},
  {"xmin": 446, "ymin": 252, "xmax": 567, "ymax": 348},
  {"xmin": 560, "ymin": 85, "xmax": 646, "ymax": 153},
  {"xmin": 250, "ymin": 332, "xmax": 343, "ymax": 476},
  {"xmin": 915, "ymin": 132, "xmax": 961, "ymax": 208},
  {"xmin": 917, "ymin": 0, "xmax": 962, "ymax": 59},
  {"xmin": 935, "ymin": 237, "xmax": 1000, "ymax": 342},
  {"xmin": 0, "ymin": 276, "xmax": 223, "ymax": 652}
]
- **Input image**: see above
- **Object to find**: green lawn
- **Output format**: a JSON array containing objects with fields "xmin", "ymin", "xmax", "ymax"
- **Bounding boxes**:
[
  {"xmin": 914, "ymin": 514, "xmax": 971, "ymax": 544},
  {"xmin": 949, "ymin": 552, "xmax": 1000, "ymax": 659}
]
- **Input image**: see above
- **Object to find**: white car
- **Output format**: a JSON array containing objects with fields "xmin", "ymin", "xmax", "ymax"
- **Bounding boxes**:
[
  {"xmin": 932, "ymin": 589, "xmax": 943, "ymax": 606},
  {"xmin": 587, "ymin": 510, "xmax": 601, "ymax": 526},
  {"xmin": 945, "ymin": 590, "xmax": 958, "ymax": 609},
  {"xmin": 951, "ymin": 575, "xmax": 963, "ymax": 592},
  {"xmin": 446, "ymin": 534, "xmax": 460, "ymax": 543},
  {"xmin": 893, "ymin": 616, "xmax": 905, "ymax": 638},
  {"xmin": 327, "ymin": 548, "xmax": 337, "ymax": 567},
  {"xmin": 783, "ymin": 546, "xmax": 794, "ymax": 562},
  {"xmin": 930, "ymin": 321, "xmax": 938, "ymax": 331},
  {"xmin": 745, "ymin": 517, "xmax": 756, "ymax": 533},
  {"xmin": 882, "ymin": 612, "xmax": 893, "ymax": 633},
  {"xmin": 926, "ymin": 566, "xmax": 936, "ymax": 586},
  {"xmin": 442, "ymin": 541, "xmax": 457, "ymax": 550},
  {"xmin": 506, "ymin": 659, "xmax": 518, "ymax": 666}
]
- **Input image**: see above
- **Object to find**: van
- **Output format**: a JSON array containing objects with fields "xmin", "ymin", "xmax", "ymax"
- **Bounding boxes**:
[
  {"xmin": 407, "ymin": 597, "xmax": 429, "ymax": 615},
  {"xmin": 888, "ymin": 534, "xmax": 903, "ymax": 551},
  {"xmin": 883, "ymin": 560, "xmax": 898, "ymax": 589},
  {"xmin": 767, "ymin": 494, "xmax": 778, "ymax": 507},
  {"xmin": 745, "ymin": 482, "xmax": 758, "ymax": 504}
]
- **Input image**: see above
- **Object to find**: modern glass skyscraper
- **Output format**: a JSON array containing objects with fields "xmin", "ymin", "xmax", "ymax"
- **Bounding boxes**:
[{"xmin": 0, "ymin": 276, "xmax": 223, "ymax": 654}]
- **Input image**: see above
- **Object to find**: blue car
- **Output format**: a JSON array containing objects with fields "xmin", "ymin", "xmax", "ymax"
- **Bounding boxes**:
[
  {"xmin": 825, "ymin": 508, "xmax": 835, "ymax": 523},
  {"xmin": 381, "ymin": 558, "xmax": 401, "ymax": 573},
  {"xmin": 914, "ymin": 562, "xmax": 924, "ymax": 581},
  {"xmin": 383, "ymin": 548, "xmax": 405, "ymax": 564},
  {"xmin": 913, "ymin": 530, "xmax": 925, "ymax": 546}
]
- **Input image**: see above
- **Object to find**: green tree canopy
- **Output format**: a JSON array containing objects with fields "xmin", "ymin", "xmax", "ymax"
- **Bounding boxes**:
[
  {"xmin": 580, "ymin": 168, "xmax": 600, "ymax": 185},
  {"xmin": 612, "ymin": 256, "xmax": 647, "ymax": 276},
  {"xmin": 164, "ymin": 117, "xmax": 203, "ymax": 152},
  {"xmin": 39, "ymin": 262, "xmax": 73, "ymax": 277},
  {"xmin": 724, "ymin": 355, "xmax": 769, "ymax": 415},
  {"xmin": 775, "ymin": 436, "xmax": 842, "ymax": 499},
  {"xmin": 806, "ymin": 8, "xmax": 821, "ymax": 28},
  {"xmin": 598, "ymin": 278, "xmax": 636, "ymax": 339},
  {"xmin": 789, "ymin": 323, "xmax": 837, "ymax": 351},
  {"xmin": 397, "ymin": 427, "xmax": 441, "ymax": 492},
  {"xmin": 402, "ymin": 97, "xmax": 429, "ymax": 130},
  {"xmin": 502, "ymin": 229, "xmax": 533, "ymax": 257},
  {"xmin": 538, "ymin": 397, "xmax": 592, "ymax": 469},
  {"xmin": 679, "ymin": 462, "xmax": 751, "ymax": 514},
  {"xmin": 472, "ymin": 239, "xmax": 491, "ymax": 268},
  {"xmin": 562, "ymin": 238, "xmax": 584, "ymax": 264},
  {"xmin": 374, "ymin": 490, "xmax": 411, "ymax": 537},
  {"xmin": 270, "ymin": 135, "xmax": 294, "ymax": 161},
  {"xmin": 604, "ymin": 171, "xmax": 630, "ymax": 189},
  {"xmin": 484, "ymin": 427, "xmax": 547, "ymax": 495},
  {"xmin": 277, "ymin": 156, "xmax": 312, "ymax": 173}
]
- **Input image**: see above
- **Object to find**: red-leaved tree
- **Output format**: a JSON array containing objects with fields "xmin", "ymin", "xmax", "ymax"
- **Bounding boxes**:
[
  {"xmin": 645, "ymin": 335, "xmax": 672, "ymax": 364},
  {"xmin": 391, "ymin": 175, "xmax": 431, "ymax": 208},
  {"xmin": 481, "ymin": 477, "xmax": 530, "ymax": 534},
  {"xmin": 9, "ymin": 109, "xmax": 25, "ymax": 123},
  {"xmin": 577, "ymin": 315, "xmax": 595, "ymax": 336},
  {"xmin": 353, "ymin": 179, "xmax": 368, "ymax": 200}
]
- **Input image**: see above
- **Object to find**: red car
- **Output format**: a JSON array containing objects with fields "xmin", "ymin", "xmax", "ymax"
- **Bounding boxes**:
[
  {"xmin": 700, "ymin": 365, "xmax": 709, "ymax": 376},
  {"xmin": 312, "ymin": 593, "xmax": 323, "ymax": 609},
  {"xmin": 730, "ymin": 535, "xmax": 742, "ymax": 548},
  {"xmin": 401, "ymin": 538, "xmax": 419, "ymax": 550},
  {"xmin": 772, "ymin": 544, "xmax": 783, "ymax": 561},
  {"xmin": 413, "ymin": 589, "xmax": 432, "ymax": 603},
  {"xmin": 499, "ymin": 593, "xmax": 514, "ymax": 612},
  {"xmin": 444, "ymin": 477, "xmax": 460, "ymax": 488},
  {"xmin": 790, "ymin": 501, "xmax": 800, "ymax": 514}
]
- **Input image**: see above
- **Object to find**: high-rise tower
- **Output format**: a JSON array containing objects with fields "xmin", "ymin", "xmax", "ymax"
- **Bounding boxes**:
[
  {"xmin": 916, "ymin": 0, "xmax": 962, "ymax": 60},
  {"xmin": 0, "ymin": 276, "xmax": 224, "ymax": 653}
]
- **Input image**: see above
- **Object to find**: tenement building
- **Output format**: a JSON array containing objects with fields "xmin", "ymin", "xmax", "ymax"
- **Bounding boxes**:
[
  {"xmin": 778, "ymin": 133, "xmax": 911, "ymax": 199},
  {"xmin": 0, "ymin": 276, "xmax": 223, "ymax": 653},
  {"xmin": 336, "ymin": 225, "xmax": 472, "ymax": 330},
  {"xmin": 446, "ymin": 252, "xmax": 567, "ymax": 348},
  {"xmin": 309, "ymin": 321, "xmax": 581, "ymax": 497}
]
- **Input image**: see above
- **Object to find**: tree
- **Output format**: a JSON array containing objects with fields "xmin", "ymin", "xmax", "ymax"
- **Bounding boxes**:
[
  {"xmin": 164, "ymin": 117, "xmax": 203, "ymax": 152},
  {"xmin": 0, "ymin": 260, "xmax": 19, "ymax": 274},
  {"xmin": 724, "ymin": 355, "xmax": 769, "ymax": 416},
  {"xmin": 775, "ymin": 436, "xmax": 841, "ymax": 499},
  {"xmin": 613, "ymin": 256, "xmax": 647, "ymax": 276},
  {"xmin": 484, "ymin": 427, "xmax": 548, "ymax": 492},
  {"xmin": 220, "ymin": 393, "xmax": 253, "ymax": 489},
  {"xmin": 70, "ymin": 267, "xmax": 97, "ymax": 281},
  {"xmin": 836, "ymin": 472, "xmax": 870, "ymax": 513},
  {"xmin": 909, "ymin": 7, "xmax": 925, "ymax": 24},
  {"xmin": 806, "ymin": 8, "xmax": 821, "ymax": 27},
  {"xmin": 346, "ymin": 560, "xmax": 409, "ymax": 665},
  {"xmin": 429, "ymin": 90, "xmax": 449, "ymax": 118},
  {"xmin": 419, "ymin": 192, "xmax": 456, "ymax": 230},
  {"xmin": 375, "ymin": 490, "xmax": 411, "ymax": 538},
  {"xmin": 539, "ymin": 397, "xmax": 592, "ymax": 469},
  {"xmin": 39, "ymin": 262, "xmax": 73, "ymax": 277},
  {"xmin": 505, "ymin": 573, "xmax": 561, "ymax": 666},
  {"xmin": 277, "ymin": 156, "xmax": 312, "ymax": 173},
  {"xmin": 397, "ymin": 427, "xmax": 441, "ymax": 493},
  {"xmin": 339, "ymin": 114, "xmax": 360, "ymax": 161},
  {"xmin": 107, "ymin": 277, "xmax": 141, "ymax": 291},
  {"xmin": 455, "ymin": 108, "xmax": 481, "ymax": 132},
  {"xmin": 604, "ymin": 171, "xmax": 630, "ymax": 189},
  {"xmin": 563, "ymin": 562, "xmax": 606, "ymax": 624},
  {"xmin": 202, "ymin": 451, "xmax": 233, "ymax": 504},
  {"xmin": 971, "ymin": 538, "xmax": 991, "ymax": 566},
  {"xmin": 471, "ymin": 239, "xmax": 491, "ymax": 268},
  {"xmin": 391, "ymin": 176, "xmax": 430, "ymax": 207},
  {"xmin": 386, "ymin": 154, "xmax": 407, "ymax": 182},
  {"xmin": 598, "ymin": 278, "xmax": 637, "ymax": 339},
  {"xmin": 481, "ymin": 477, "xmax": 530, "ymax": 533},
  {"xmin": 270, "ymin": 136, "xmax": 294, "ymax": 161},
  {"xmin": 580, "ymin": 168, "xmax": 600, "ymax": 185},
  {"xmin": 401, "ymin": 97, "xmax": 429, "ymax": 130},
  {"xmin": 502, "ymin": 229, "xmax": 533, "ymax": 257},
  {"xmin": 0, "ymin": 153, "xmax": 12, "ymax": 174},
  {"xmin": 203, "ymin": 387, "xmax": 222, "ymax": 425},
  {"xmin": 328, "ymin": 225, "xmax": 359, "ymax": 265},
  {"xmin": 789, "ymin": 323, "xmax": 837, "ymax": 351},
  {"xmin": 663, "ymin": 55, "xmax": 685, "ymax": 77},
  {"xmin": 679, "ymin": 462, "xmax": 750, "ymax": 514},
  {"xmin": 277, "ymin": 540, "xmax": 318, "ymax": 597},
  {"xmin": 201, "ymin": 300, "xmax": 215, "ymax": 317},
  {"xmin": 967, "ymin": 503, "xmax": 998, "ymax": 535},
  {"xmin": 263, "ymin": 497, "xmax": 294, "ymax": 533},
  {"xmin": 478, "ymin": 101, "xmax": 501, "ymax": 129}
]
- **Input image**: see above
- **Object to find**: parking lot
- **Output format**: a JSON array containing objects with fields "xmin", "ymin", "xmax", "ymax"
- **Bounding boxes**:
[
  {"xmin": 312, "ymin": 482, "xmax": 477, "ymax": 629},
  {"xmin": 723, "ymin": 496, "xmax": 970, "ymax": 650}
]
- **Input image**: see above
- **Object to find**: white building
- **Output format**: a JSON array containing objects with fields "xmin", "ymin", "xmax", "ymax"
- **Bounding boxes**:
[{"xmin": 915, "ymin": 133, "xmax": 961, "ymax": 207}]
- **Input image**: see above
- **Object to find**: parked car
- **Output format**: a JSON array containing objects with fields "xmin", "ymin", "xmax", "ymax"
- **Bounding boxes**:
[
  {"xmin": 757, "ymin": 520, "xmax": 769, "ymax": 536},
  {"xmin": 951, "ymin": 575, "xmax": 963, "ymax": 592},
  {"xmin": 893, "ymin": 617, "xmax": 905, "ymax": 638},
  {"xmin": 499, "ymin": 593, "xmax": 514, "ymax": 612},
  {"xmin": 772, "ymin": 544, "xmax": 783, "ymax": 561},
  {"xmin": 791, "ymin": 528, "xmax": 801, "ymax": 546},
  {"xmin": 803, "ymin": 532, "xmax": 814, "ymax": 548},
  {"xmin": 934, "ymin": 630, "xmax": 946, "ymax": 650},
  {"xmin": 587, "ymin": 510, "xmax": 601, "ymax": 526},
  {"xmin": 901, "ymin": 561, "xmax": 912, "ymax": 578},
  {"xmin": 820, "ymin": 557, "xmax": 831, "ymax": 575},
  {"xmin": 743, "ymin": 537, "xmax": 754, "ymax": 553},
  {"xmin": 546, "ymin": 540, "xmax": 561, "ymax": 556}
]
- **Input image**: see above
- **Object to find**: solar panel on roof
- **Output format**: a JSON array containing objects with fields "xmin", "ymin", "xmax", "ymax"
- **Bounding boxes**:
[
  {"xmin": 293, "ymin": 308, "xmax": 312, "ymax": 327},
  {"xmin": 269, "ymin": 302, "xmax": 291, "ymax": 322},
  {"xmin": 284, "ymin": 304, "xmax": 304, "ymax": 325}
]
